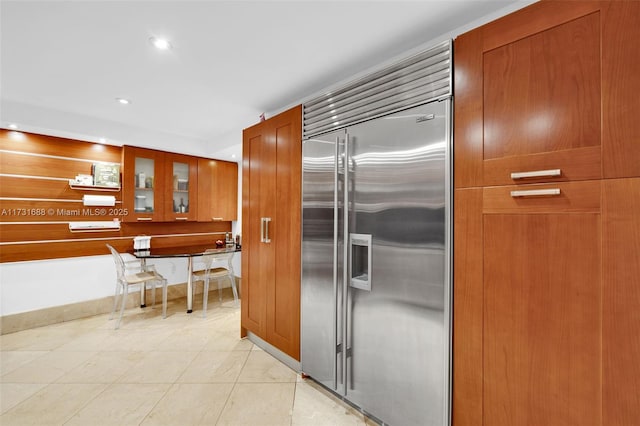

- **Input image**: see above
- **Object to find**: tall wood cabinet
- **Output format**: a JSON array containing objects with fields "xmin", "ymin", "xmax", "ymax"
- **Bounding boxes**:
[
  {"xmin": 241, "ymin": 105, "xmax": 302, "ymax": 360},
  {"xmin": 453, "ymin": 2, "xmax": 640, "ymax": 425}
]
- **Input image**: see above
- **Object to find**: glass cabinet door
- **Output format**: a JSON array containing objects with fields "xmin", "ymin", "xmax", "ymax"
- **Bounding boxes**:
[
  {"xmin": 135, "ymin": 157, "xmax": 156, "ymax": 214},
  {"xmin": 164, "ymin": 153, "xmax": 198, "ymax": 221},
  {"xmin": 122, "ymin": 146, "xmax": 164, "ymax": 222},
  {"xmin": 172, "ymin": 161, "xmax": 190, "ymax": 214}
]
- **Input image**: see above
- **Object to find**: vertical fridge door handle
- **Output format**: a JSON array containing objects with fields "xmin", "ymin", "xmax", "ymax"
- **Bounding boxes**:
[
  {"xmin": 260, "ymin": 217, "xmax": 265, "ymax": 243},
  {"xmin": 333, "ymin": 135, "xmax": 340, "ymax": 390},
  {"xmin": 264, "ymin": 217, "xmax": 271, "ymax": 243},
  {"xmin": 343, "ymin": 133, "xmax": 350, "ymax": 393}
]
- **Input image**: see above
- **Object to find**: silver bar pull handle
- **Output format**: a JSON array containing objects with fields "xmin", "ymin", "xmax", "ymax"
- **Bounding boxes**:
[
  {"xmin": 333, "ymin": 135, "xmax": 340, "ymax": 390},
  {"xmin": 510, "ymin": 188, "xmax": 561, "ymax": 198},
  {"xmin": 137, "ymin": 217, "xmax": 152, "ymax": 221},
  {"xmin": 264, "ymin": 217, "xmax": 271, "ymax": 243},
  {"xmin": 260, "ymin": 217, "xmax": 265, "ymax": 242},
  {"xmin": 511, "ymin": 169, "xmax": 561, "ymax": 180}
]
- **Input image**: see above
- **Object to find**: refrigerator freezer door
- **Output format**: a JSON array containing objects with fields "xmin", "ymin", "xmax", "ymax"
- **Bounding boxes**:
[
  {"xmin": 301, "ymin": 129, "xmax": 345, "ymax": 392},
  {"xmin": 345, "ymin": 101, "xmax": 450, "ymax": 426}
]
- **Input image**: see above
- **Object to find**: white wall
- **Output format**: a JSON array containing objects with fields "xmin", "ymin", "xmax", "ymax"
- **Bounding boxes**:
[
  {"xmin": 0, "ymin": 165, "xmax": 243, "ymax": 317},
  {"xmin": 0, "ymin": 249, "xmax": 242, "ymax": 317}
]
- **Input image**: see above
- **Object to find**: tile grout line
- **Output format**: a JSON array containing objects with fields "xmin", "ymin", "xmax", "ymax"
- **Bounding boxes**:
[{"xmin": 212, "ymin": 339, "xmax": 253, "ymax": 426}]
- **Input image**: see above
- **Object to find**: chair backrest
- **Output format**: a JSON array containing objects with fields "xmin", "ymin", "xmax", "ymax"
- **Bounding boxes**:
[
  {"xmin": 106, "ymin": 244, "xmax": 126, "ymax": 282},
  {"xmin": 200, "ymin": 249, "xmax": 233, "ymax": 272}
]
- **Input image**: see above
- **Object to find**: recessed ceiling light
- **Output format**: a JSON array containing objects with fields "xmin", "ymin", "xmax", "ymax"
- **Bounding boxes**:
[
  {"xmin": 116, "ymin": 98, "xmax": 131, "ymax": 105},
  {"xmin": 98, "ymin": 137, "xmax": 107, "ymax": 144},
  {"xmin": 8, "ymin": 123, "xmax": 18, "ymax": 129},
  {"xmin": 231, "ymin": 154, "xmax": 237, "ymax": 159},
  {"xmin": 149, "ymin": 37, "xmax": 172, "ymax": 51}
]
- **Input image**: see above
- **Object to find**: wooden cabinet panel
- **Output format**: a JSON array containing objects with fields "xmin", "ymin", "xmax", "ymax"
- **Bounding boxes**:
[
  {"xmin": 453, "ymin": 29, "xmax": 484, "ymax": 189},
  {"xmin": 213, "ymin": 161, "xmax": 238, "ymax": 221},
  {"xmin": 241, "ymin": 128, "xmax": 270, "ymax": 337},
  {"xmin": 0, "ymin": 129, "xmax": 121, "ymax": 163},
  {"xmin": 452, "ymin": 188, "xmax": 483, "ymax": 426},
  {"xmin": 242, "ymin": 105, "xmax": 302, "ymax": 360},
  {"xmin": 198, "ymin": 159, "xmax": 238, "ymax": 222},
  {"xmin": 603, "ymin": 178, "xmax": 640, "ymax": 424},
  {"xmin": 483, "ymin": 214, "xmax": 601, "ymax": 426},
  {"xmin": 602, "ymin": 2, "xmax": 640, "ymax": 178},
  {"xmin": 483, "ymin": 12, "xmax": 600, "ymax": 160},
  {"xmin": 268, "ymin": 109, "xmax": 302, "ymax": 360},
  {"xmin": 483, "ymin": 146, "xmax": 601, "ymax": 187},
  {"xmin": 481, "ymin": 1, "xmax": 600, "ymax": 52},
  {"xmin": 453, "ymin": 2, "xmax": 640, "ymax": 425},
  {"xmin": 483, "ymin": 180, "xmax": 600, "ymax": 214}
]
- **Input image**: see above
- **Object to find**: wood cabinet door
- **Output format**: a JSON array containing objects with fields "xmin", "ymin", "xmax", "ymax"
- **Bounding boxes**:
[
  {"xmin": 483, "ymin": 212, "xmax": 601, "ymax": 426},
  {"xmin": 455, "ymin": 2, "xmax": 605, "ymax": 189},
  {"xmin": 241, "ymin": 122, "xmax": 274, "ymax": 338},
  {"xmin": 482, "ymin": 11, "xmax": 601, "ymax": 186},
  {"xmin": 122, "ymin": 146, "xmax": 165, "ymax": 222},
  {"xmin": 602, "ymin": 178, "xmax": 640, "ymax": 424},
  {"xmin": 197, "ymin": 159, "xmax": 238, "ymax": 222},
  {"xmin": 213, "ymin": 160, "xmax": 238, "ymax": 221},
  {"xmin": 266, "ymin": 105, "xmax": 302, "ymax": 360}
]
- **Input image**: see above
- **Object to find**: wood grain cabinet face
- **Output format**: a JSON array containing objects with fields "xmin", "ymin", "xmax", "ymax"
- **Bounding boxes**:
[
  {"xmin": 197, "ymin": 159, "xmax": 238, "ymax": 222},
  {"xmin": 241, "ymin": 105, "xmax": 302, "ymax": 360},
  {"xmin": 453, "ymin": 2, "xmax": 640, "ymax": 426},
  {"xmin": 482, "ymin": 12, "xmax": 602, "ymax": 186},
  {"xmin": 483, "ymin": 212, "xmax": 601, "ymax": 426}
]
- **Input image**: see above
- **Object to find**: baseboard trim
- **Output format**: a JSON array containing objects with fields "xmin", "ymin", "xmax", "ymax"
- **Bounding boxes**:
[
  {"xmin": 0, "ymin": 277, "xmax": 241, "ymax": 335},
  {"xmin": 247, "ymin": 331, "xmax": 301, "ymax": 373}
]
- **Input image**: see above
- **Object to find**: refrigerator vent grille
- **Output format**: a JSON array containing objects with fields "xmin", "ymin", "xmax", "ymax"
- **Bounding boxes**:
[{"xmin": 303, "ymin": 40, "xmax": 451, "ymax": 138}]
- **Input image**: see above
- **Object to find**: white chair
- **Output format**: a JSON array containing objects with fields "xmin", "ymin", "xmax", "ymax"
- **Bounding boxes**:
[
  {"xmin": 106, "ymin": 244, "xmax": 168, "ymax": 329},
  {"xmin": 192, "ymin": 250, "xmax": 238, "ymax": 317}
]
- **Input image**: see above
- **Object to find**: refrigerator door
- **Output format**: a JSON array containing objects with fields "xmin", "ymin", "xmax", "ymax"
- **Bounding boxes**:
[
  {"xmin": 345, "ymin": 100, "xmax": 451, "ymax": 426},
  {"xmin": 301, "ymin": 129, "xmax": 345, "ymax": 393}
]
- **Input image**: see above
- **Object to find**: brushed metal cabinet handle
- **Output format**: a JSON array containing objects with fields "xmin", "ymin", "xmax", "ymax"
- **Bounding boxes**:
[
  {"xmin": 511, "ymin": 188, "xmax": 561, "ymax": 197},
  {"xmin": 264, "ymin": 217, "xmax": 271, "ymax": 243},
  {"xmin": 137, "ymin": 217, "xmax": 152, "ymax": 221},
  {"xmin": 175, "ymin": 217, "xmax": 188, "ymax": 221},
  {"xmin": 260, "ymin": 217, "xmax": 265, "ymax": 242},
  {"xmin": 511, "ymin": 169, "xmax": 561, "ymax": 180},
  {"xmin": 212, "ymin": 217, "xmax": 223, "ymax": 221}
]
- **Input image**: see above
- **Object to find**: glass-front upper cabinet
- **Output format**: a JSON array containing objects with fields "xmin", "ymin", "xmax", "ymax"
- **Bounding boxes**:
[
  {"xmin": 164, "ymin": 153, "xmax": 198, "ymax": 221},
  {"xmin": 122, "ymin": 146, "xmax": 165, "ymax": 222}
]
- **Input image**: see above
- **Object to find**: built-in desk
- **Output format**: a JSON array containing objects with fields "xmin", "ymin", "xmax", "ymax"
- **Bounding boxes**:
[{"xmin": 132, "ymin": 245, "xmax": 239, "ymax": 313}]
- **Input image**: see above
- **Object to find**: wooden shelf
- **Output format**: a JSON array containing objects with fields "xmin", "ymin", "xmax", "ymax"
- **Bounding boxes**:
[{"xmin": 69, "ymin": 180, "xmax": 121, "ymax": 191}]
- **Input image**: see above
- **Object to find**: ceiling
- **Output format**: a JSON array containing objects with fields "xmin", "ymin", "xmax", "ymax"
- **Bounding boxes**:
[{"xmin": 0, "ymin": 0, "xmax": 533, "ymax": 161}]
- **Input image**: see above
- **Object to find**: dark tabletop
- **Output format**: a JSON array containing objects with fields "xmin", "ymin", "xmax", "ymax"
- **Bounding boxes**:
[{"xmin": 132, "ymin": 244, "xmax": 240, "ymax": 258}]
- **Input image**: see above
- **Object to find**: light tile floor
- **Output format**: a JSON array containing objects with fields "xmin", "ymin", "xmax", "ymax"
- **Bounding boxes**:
[{"xmin": 1, "ymin": 294, "xmax": 378, "ymax": 426}]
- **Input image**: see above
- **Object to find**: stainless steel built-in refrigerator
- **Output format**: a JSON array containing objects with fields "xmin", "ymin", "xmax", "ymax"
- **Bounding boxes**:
[{"xmin": 301, "ymin": 41, "xmax": 452, "ymax": 426}]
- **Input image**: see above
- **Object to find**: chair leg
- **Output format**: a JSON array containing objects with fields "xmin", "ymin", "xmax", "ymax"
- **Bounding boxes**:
[
  {"xmin": 110, "ymin": 281, "xmax": 121, "ymax": 320},
  {"xmin": 217, "ymin": 277, "xmax": 223, "ymax": 302},
  {"xmin": 202, "ymin": 277, "xmax": 209, "ymax": 318},
  {"xmin": 151, "ymin": 281, "xmax": 156, "ymax": 307},
  {"xmin": 162, "ymin": 279, "xmax": 168, "ymax": 319},
  {"xmin": 230, "ymin": 275, "xmax": 239, "ymax": 307},
  {"xmin": 116, "ymin": 285, "xmax": 128, "ymax": 329}
]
